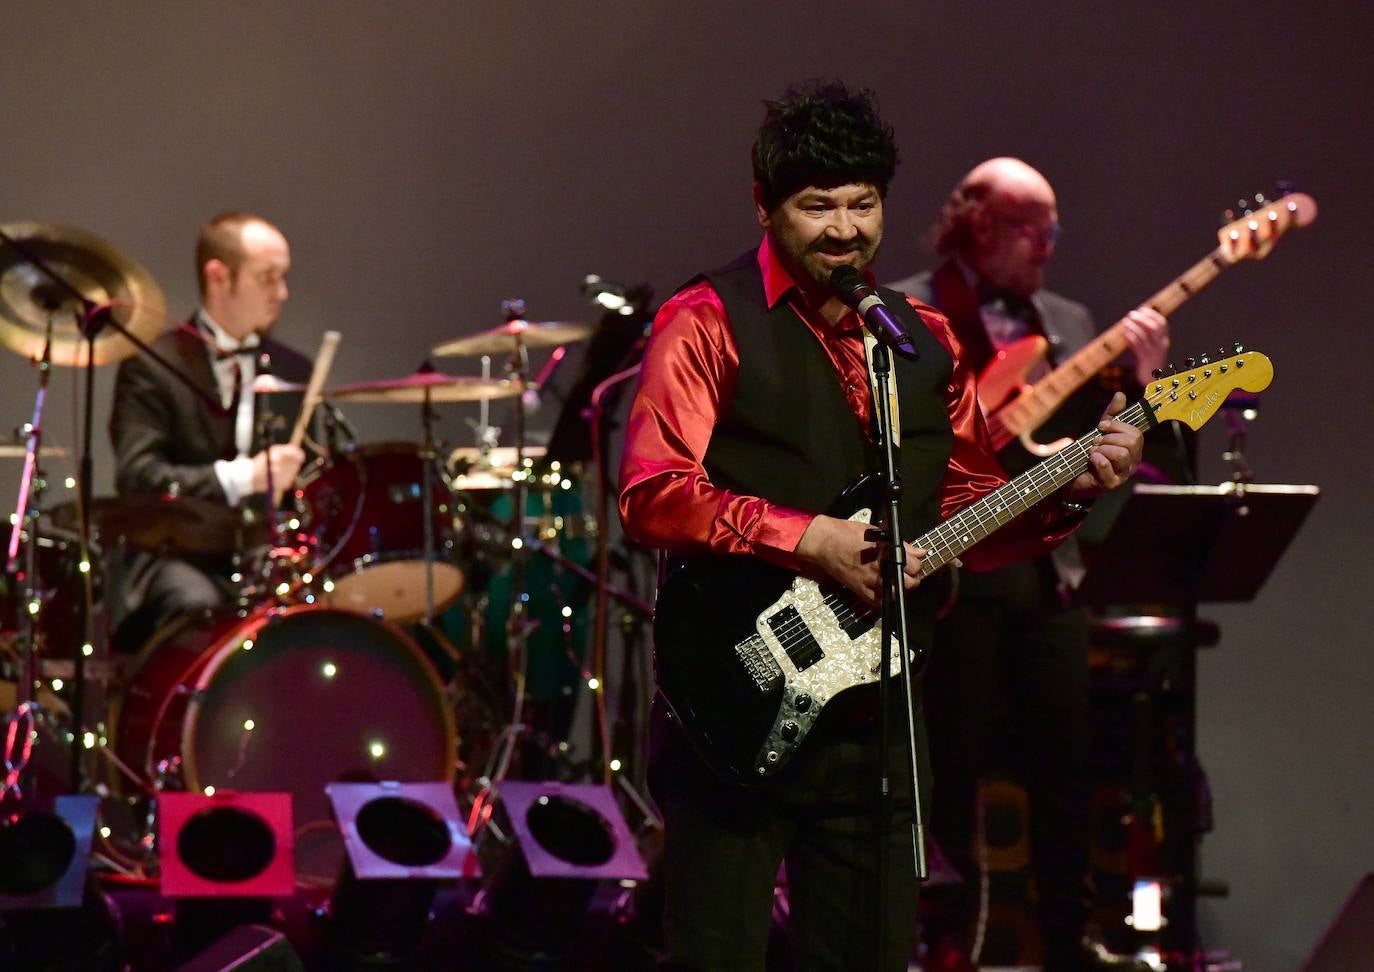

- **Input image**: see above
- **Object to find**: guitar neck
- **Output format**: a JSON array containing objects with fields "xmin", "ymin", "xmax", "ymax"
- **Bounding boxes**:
[
  {"xmin": 916, "ymin": 398, "xmax": 1154, "ymax": 576},
  {"xmin": 994, "ymin": 245, "xmax": 1231, "ymax": 442}
]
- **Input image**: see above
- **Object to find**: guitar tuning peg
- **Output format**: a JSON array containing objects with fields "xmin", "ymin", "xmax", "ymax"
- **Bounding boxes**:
[
  {"xmin": 1184, "ymin": 357, "xmax": 1197, "ymax": 370},
  {"xmin": 1151, "ymin": 367, "xmax": 1165, "ymax": 380},
  {"xmin": 1199, "ymin": 352, "xmax": 1212, "ymax": 365},
  {"xmin": 1231, "ymin": 342, "xmax": 1246, "ymax": 355}
]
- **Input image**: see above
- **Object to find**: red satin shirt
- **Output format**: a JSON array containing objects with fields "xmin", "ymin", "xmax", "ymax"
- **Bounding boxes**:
[{"xmin": 618, "ymin": 236, "xmax": 1077, "ymax": 574}]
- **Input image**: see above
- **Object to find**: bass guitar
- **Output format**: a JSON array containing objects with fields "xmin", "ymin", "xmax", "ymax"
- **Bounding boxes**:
[
  {"xmin": 980, "ymin": 192, "xmax": 1313, "ymax": 458},
  {"xmin": 653, "ymin": 349, "xmax": 1273, "ymax": 784}
]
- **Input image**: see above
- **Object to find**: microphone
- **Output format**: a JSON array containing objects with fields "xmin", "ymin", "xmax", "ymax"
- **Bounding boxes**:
[
  {"xmin": 522, "ymin": 345, "xmax": 568, "ymax": 414},
  {"xmin": 829, "ymin": 265, "xmax": 917, "ymax": 359}
]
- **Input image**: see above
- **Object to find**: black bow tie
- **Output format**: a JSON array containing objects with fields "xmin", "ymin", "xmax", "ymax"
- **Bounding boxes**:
[
  {"xmin": 215, "ymin": 345, "xmax": 259, "ymax": 361},
  {"xmin": 977, "ymin": 282, "xmax": 1038, "ymax": 321}
]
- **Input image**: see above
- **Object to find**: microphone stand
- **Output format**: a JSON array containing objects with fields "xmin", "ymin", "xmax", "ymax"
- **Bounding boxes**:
[
  {"xmin": 3, "ymin": 313, "xmax": 56, "ymax": 799},
  {"xmin": 866, "ymin": 340, "xmax": 928, "ymax": 969},
  {"xmin": 585, "ymin": 359, "xmax": 645, "ymax": 784}
]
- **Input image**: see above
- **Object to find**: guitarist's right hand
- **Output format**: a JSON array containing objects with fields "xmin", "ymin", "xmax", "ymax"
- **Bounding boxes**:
[{"xmin": 795, "ymin": 514, "xmax": 924, "ymax": 607}]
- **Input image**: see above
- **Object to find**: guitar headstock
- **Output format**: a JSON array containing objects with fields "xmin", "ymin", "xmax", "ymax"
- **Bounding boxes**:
[
  {"xmin": 1145, "ymin": 346, "xmax": 1274, "ymax": 430},
  {"xmin": 1217, "ymin": 190, "xmax": 1317, "ymax": 262}
]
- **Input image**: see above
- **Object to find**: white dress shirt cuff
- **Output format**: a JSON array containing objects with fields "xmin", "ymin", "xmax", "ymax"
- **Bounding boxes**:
[{"xmin": 215, "ymin": 457, "xmax": 256, "ymax": 507}]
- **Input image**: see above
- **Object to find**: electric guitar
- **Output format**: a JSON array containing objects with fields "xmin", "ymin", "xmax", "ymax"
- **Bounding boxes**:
[
  {"xmin": 653, "ymin": 350, "xmax": 1274, "ymax": 784},
  {"xmin": 980, "ymin": 192, "xmax": 1313, "ymax": 458}
]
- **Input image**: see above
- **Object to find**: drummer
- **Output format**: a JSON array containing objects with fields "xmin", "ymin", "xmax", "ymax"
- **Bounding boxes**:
[{"xmin": 108, "ymin": 212, "xmax": 311, "ymax": 652}]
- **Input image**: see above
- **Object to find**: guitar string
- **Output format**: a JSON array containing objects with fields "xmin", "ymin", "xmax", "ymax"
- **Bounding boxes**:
[{"xmin": 764, "ymin": 359, "xmax": 1232, "ymax": 657}]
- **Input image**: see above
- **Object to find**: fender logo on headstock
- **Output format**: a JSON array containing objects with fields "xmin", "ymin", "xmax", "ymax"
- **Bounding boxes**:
[{"xmin": 1189, "ymin": 387, "xmax": 1229, "ymax": 426}]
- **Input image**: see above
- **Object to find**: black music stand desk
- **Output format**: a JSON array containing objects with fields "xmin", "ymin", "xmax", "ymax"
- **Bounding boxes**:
[
  {"xmin": 1072, "ymin": 482, "xmax": 1319, "ymax": 957},
  {"xmin": 1075, "ymin": 483, "xmax": 1320, "ymax": 608}
]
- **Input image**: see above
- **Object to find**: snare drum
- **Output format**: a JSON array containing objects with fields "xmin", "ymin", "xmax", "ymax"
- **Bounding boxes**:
[
  {"xmin": 294, "ymin": 442, "xmax": 463, "ymax": 622},
  {"xmin": 110, "ymin": 604, "xmax": 455, "ymax": 840}
]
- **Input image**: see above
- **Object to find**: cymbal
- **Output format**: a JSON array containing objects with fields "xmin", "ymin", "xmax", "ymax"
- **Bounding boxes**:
[
  {"xmin": 449, "ymin": 445, "xmax": 547, "ymax": 490},
  {"xmin": 432, "ymin": 320, "xmax": 592, "ymax": 358},
  {"xmin": 0, "ymin": 222, "xmax": 166, "ymax": 367},
  {"xmin": 0, "ymin": 443, "xmax": 67, "ymax": 459},
  {"xmin": 327, "ymin": 370, "xmax": 519, "ymax": 404},
  {"xmin": 51, "ymin": 494, "xmax": 264, "ymax": 554},
  {"xmin": 248, "ymin": 374, "xmax": 306, "ymax": 395}
]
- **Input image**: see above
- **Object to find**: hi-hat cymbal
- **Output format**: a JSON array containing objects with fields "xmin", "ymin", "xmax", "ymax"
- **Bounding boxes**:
[
  {"xmin": 449, "ymin": 445, "xmax": 547, "ymax": 489},
  {"xmin": 0, "ymin": 443, "xmax": 68, "ymax": 459},
  {"xmin": 432, "ymin": 320, "xmax": 592, "ymax": 358},
  {"xmin": 326, "ymin": 370, "xmax": 519, "ymax": 404},
  {"xmin": 51, "ymin": 494, "xmax": 265, "ymax": 554},
  {"xmin": 248, "ymin": 374, "xmax": 306, "ymax": 395},
  {"xmin": 0, "ymin": 222, "xmax": 166, "ymax": 366}
]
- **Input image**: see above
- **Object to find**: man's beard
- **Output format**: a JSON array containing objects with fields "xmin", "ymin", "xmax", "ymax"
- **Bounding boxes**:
[{"xmin": 792, "ymin": 237, "xmax": 880, "ymax": 288}]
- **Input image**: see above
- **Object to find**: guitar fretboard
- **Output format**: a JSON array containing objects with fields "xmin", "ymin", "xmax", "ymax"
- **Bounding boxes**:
[{"xmin": 917, "ymin": 398, "xmax": 1155, "ymax": 576}]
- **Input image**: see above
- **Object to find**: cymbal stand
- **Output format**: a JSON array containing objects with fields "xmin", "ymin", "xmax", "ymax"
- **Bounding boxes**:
[
  {"xmin": 495, "ymin": 300, "xmax": 535, "ymax": 742},
  {"xmin": 418, "ymin": 384, "xmax": 442, "ymax": 627},
  {"xmin": 253, "ymin": 358, "xmax": 299, "ymax": 609},
  {"xmin": 2, "ymin": 312, "xmax": 57, "ymax": 799}
]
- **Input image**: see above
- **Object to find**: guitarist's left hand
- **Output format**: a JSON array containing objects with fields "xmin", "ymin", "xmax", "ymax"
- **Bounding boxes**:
[{"xmin": 1067, "ymin": 391, "xmax": 1144, "ymax": 497}]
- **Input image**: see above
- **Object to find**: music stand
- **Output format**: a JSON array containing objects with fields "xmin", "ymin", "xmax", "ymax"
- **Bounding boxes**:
[
  {"xmin": 1071, "ymin": 482, "xmax": 1319, "ymax": 958},
  {"xmin": 1075, "ymin": 483, "xmax": 1320, "ymax": 607}
]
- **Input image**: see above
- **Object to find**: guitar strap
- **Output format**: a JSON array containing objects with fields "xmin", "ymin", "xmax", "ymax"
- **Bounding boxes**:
[{"xmin": 862, "ymin": 330, "xmax": 901, "ymax": 444}]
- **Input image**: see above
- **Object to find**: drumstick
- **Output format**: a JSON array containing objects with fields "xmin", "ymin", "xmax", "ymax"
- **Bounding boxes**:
[{"xmin": 288, "ymin": 330, "xmax": 341, "ymax": 449}]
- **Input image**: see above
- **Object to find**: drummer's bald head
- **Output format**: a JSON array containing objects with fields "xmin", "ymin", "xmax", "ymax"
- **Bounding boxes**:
[{"xmin": 195, "ymin": 212, "xmax": 281, "ymax": 297}]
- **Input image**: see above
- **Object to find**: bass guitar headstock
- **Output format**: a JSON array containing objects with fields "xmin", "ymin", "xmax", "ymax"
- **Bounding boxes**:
[{"xmin": 1218, "ymin": 189, "xmax": 1317, "ymax": 262}]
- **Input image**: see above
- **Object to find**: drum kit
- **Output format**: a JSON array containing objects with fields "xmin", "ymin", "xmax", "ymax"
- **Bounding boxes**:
[{"xmin": 0, "ymin": 222, "xmax": 647, "ymax": 883}]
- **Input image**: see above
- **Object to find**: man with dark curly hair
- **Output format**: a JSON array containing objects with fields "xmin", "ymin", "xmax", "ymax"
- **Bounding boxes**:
[{"xmin": 619, "ymin": 82, "xmax": 1145, "ymax": 971}]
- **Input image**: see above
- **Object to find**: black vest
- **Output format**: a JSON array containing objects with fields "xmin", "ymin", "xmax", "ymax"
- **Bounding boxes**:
[{"xmin": 697, "ymin": 250, "xmax": 957, "ymax": 642}]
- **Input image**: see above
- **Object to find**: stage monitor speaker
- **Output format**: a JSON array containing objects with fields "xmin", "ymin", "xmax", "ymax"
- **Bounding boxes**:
[
  {"xmin": 159, "ymin": 791, "xmax": 294, "ymax": 898},
  {"xmin": 1299, "ymin": 873, "xmax": 1374, "ymax": 972},
  {"xmin": 173, "ymin": 924, "xmax": 304, "ymax": 971},
  {"xmin": 0, "ymin": 793, "xmax": 98, "ymax": 910}
]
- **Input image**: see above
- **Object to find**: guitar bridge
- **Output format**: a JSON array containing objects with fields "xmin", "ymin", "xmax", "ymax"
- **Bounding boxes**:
[{"xmin": 735, "ymin": 634, "xmax": 783, "ymax": 694}]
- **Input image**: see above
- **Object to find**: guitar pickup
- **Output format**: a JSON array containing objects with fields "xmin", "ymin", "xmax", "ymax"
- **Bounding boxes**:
[{"xmin": 768, "ymin": 604, "xmax": 824, "ymax": 670}]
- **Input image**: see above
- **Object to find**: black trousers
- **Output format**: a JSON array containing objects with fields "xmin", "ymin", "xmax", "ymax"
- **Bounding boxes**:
[
  {"xmin": 647, "ymin": 691, "xmax": 929, "ymax": 972},
  {"xmin": 924, "ymin": 557, "xmax": 1094, "ymax": 962}
]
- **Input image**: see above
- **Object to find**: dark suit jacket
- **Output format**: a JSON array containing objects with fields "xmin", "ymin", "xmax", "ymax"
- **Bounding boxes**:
[
  {"xmin": 887, "ymin": 260, "xmax": 1104, "ymax": 476},
  {"xmin": 110, "ymin": 321, "xmax": 313, "ymax": 501}
]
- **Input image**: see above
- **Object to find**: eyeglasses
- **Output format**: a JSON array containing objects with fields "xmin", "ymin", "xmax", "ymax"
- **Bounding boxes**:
[{"xmin": 995, "ymin": 215, "xmax": 1063, "ymax": 246}]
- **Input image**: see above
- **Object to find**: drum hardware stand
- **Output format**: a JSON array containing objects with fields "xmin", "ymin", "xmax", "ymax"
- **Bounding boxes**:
[
  {"xmin": 413, "ymin": 376, "xmax": 447, "ymax": 628},
  {"xmin": 250, "ymin": 353, "xmax": 310, "ymax": 611},
  {"xmin": 585, "ymin": 360, "xmax": 646, "ymax": 785},
  {"xmin": 0, "ymin": 287, "xmax": 83, "ymax": 795}
]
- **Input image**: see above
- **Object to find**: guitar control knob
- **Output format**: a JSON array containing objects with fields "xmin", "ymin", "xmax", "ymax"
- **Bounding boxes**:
[
  {"xmin": 794, "ymin": 693, "xmax": 812, "ymax": 712},
  {"xmin": 781, "ymin": 721, "xmax": 799, "ymax": 741}
]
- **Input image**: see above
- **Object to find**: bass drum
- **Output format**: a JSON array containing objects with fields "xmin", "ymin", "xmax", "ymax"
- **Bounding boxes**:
[{"xmin": 110, "ymin": 605, "xmax": 455, "ymax": 859}]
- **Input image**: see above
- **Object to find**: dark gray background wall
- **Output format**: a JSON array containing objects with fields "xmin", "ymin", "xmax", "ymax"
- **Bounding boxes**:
[{"xmin": 2, "ymin": 4, "xmax": 1368, "ymax": 967}]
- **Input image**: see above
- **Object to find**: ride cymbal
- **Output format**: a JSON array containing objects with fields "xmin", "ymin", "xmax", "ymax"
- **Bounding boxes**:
[
  {"xmin": 326, "ymin": 370, "xmax": 520, "ymax": 404},
  {"xmin": 0, "ymin": 222, "xmax": 166, "ymax": 366},
  {"xmin": 432, "ymin": 320, "xmax": 592, "ymax": 357}
]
